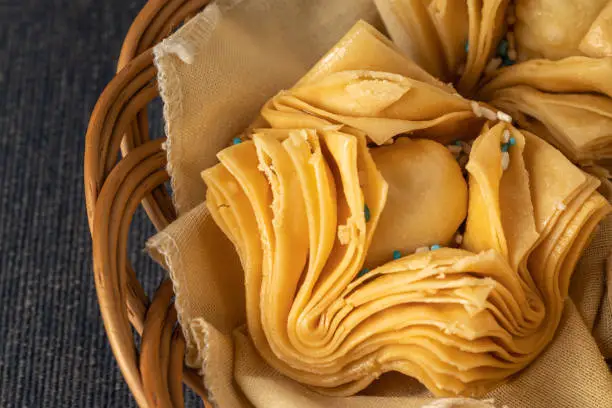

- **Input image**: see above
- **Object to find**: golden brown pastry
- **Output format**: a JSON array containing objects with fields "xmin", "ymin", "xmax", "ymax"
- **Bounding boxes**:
[
  {"xmin": 514, "ymin": 0, "xmax": 611, "ymax": 60},
  {"xmin": 374, "ymin": 0, "xmax": 510, "ymax": 94},
  {"xmin": 261, "ymin": 70, "xmax": 480, "ymax": 145},
  {"xmin": 199, "ymin": 20, "xmax": 611, "ymax": 399},
  {"xmin": 479, "ymin": 57, "xmax": 612, "ymax": 100},
  {"xmin": 366, "ymin": 138, "xmax": 468, "ymax": 267},
  {"xmin": 203, "ymin": 120, "xmax": 610, "ymax": 397},
  {"xmin": 488, "ymin": 86, "xmax": 612, "ymax": 164},
  {"xmin": 580, "ymin": 1, "xmax": 612, "ymax": 58},
  {"xmin": 372, "ymin": 0, "xmax": 469, "ymax": 80},
  {"xmin": 479, "ymin": 57, "xmax": 612, "ymax": 165}
]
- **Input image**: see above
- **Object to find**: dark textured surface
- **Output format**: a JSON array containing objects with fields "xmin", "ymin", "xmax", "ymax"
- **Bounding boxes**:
[{"xmin": 0, "ymin": 1, "xmax": 200, "ymax": 406}]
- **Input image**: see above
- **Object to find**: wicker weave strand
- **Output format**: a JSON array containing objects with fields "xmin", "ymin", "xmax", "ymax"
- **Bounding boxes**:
[{"xmin": 85, "ymin": 1, "xmax": 212, "ymax": 406}]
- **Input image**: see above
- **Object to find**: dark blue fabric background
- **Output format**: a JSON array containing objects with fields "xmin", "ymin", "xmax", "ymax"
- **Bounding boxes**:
[{"xmin": 0, "ymin": 1, "xmax": 200, "ymax": 406}]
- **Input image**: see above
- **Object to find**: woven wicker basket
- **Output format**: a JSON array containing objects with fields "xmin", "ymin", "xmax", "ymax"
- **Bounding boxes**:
[{"xmin": 84, "ymin": 1, "xmax": 213, "ymax": 406}]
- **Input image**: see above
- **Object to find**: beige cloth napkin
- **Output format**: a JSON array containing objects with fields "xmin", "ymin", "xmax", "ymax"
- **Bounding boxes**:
[{"xmin": 149, "ymin": 1, "xmax": 612, "ymax": 407}]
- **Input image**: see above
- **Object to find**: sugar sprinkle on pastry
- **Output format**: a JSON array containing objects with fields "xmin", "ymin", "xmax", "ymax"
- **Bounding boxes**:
[
  {"xmin": 501, "ymin": 151, "xmax": 510, "ymax": 170},
  {"xmin": 482, "ymin": 107, "xmax": 498, "ymax": 121},
  {"xmin": 497, "ymin": 110, "xmax": 513, "ymax": 123},
  {"xmin": 357, "ymin": 268, "xmax": 370, "ymax": 278},
  {"xmin": 503, "ymin": 129, "xmax": 511, "ymax": 143}
]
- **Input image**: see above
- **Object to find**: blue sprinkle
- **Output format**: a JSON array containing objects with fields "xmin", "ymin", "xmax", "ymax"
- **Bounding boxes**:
[
  {"xmin": 502, "ymin": 57, "xmax": 515, "ymax": 67},
  {"xmin": 357, "ymin": 268, "xmax": 370, "ymax": 278},
  {"xmin": 232, "ymin": 137, "xmax": 242, "ymax": 145},
  {"xmin": 501, "ymin": 143, "xmax": 509, "ymax": 152},
  {"xmin": 364, "ymin": 204, "xmax": 371, "ymax": 222},
  {"xmin": 431, "ymin": 244, "xmax": 441, "ymax": 251},
  {"xmin": 464, "ymin": 41, "xmax": 469, "ymax": 53},
  {"xmin": 453, "ymin": 139, "xmax": 462, "ymax": 146},
  {"xmin": 509, "ymin": 137, "xmax": 516, "ymax": 146},
  {"xmin": 496, "ymin": 39, "xmax": 508, "ymax": 57},
  {"xmin": 393, "ymin": 250, "xmax": 401, "ymax": 260}
]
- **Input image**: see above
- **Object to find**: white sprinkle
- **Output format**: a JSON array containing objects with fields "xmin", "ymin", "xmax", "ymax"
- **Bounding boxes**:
[
  {"xmin": 471, "ymin": 101, "xmax": 483, "ymax": 117},
  {"xmin": 455, "ymin": 234, "xmax": 463, "ymax": 245},
  {"xmin": 503, "ymin": 129, "xmax": 511, "ymax": 143},
  {"xmin": 482, "ymin": 107, "xmax": 498, "ymax": 121},
  {"xmin": 508, "ymin": 49, "xmax": 518, "ymax": 61},
  {"xmin": 497, "ymin": 110, "xmax": 513, "ymax": 123},
  {"xmin": 460, "ymin": 141, "xmax": 472, "ymax": 154},
  {"xmin": 485, "ymin": 57, "xmax": 502, "ymax": 74},
  {"xmin": 447, "ymin": 144, "xmax": 462, "ymax": 154},
  {"xmin": 415, "ymin": 246, "xmax": 430, "ymax": 254},
  {"xmin": 501, "ymin": 151, "xmax": 510, "ymax": 170},
  {"xmin": 556, "ymin": 202, "xmax": 567, "ymax": 211}
]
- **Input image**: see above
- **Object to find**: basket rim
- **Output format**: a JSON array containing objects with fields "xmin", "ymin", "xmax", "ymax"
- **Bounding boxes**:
[{"xmin": 84, "ymin": 1, "xmax": 212, "ymax": 407}]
